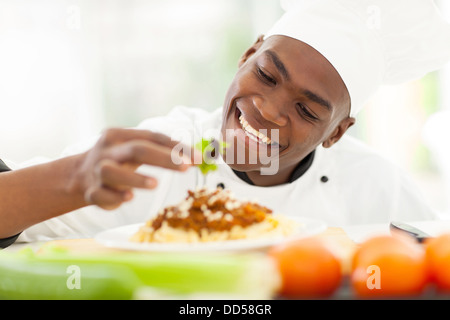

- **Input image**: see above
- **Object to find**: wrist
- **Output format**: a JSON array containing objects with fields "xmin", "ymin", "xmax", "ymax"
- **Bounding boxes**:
[{"xmin": 63, "ymin": 152, "xmax": 91, "ymax": 207}]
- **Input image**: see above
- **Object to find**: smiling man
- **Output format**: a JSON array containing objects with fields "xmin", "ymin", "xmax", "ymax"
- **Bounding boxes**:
[
  {"xmin": 2, "ymin": 0, "xmax": 450, "ymax": 245},
  {"xmin": 221, "ymin": 34, "xmax": 353, "ymax": 186}
]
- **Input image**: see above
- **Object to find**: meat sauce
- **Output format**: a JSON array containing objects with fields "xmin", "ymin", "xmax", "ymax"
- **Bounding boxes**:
[{"xmin": 151, "ymin": 188, "xmax": 273, "ymax": 235}]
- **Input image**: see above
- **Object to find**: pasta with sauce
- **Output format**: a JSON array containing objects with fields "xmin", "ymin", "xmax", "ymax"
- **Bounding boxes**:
[{"xmin": 130, "ymin": 187, "xmax": 298, "ymax": 243}]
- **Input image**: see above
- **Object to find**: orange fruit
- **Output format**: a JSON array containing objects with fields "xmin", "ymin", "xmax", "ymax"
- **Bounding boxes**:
[
  {"xmin": 425, "ymin": 233, "xmax": 450, "ymax": 291},
  {"xmin": 268, "ymin": 237, "xmax": 342, "ymax": 298},
  {"xmin": 351, "ymin": 235, "xmax": 428, "ymax": 297}
]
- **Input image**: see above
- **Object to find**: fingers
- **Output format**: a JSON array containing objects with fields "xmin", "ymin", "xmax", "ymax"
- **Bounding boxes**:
[
  {"xmin": 81, "ymin": 128, "xmax": 204, "ymax": 210},
  {"xmin": 144, "ymin": 130, "xmax": 202, "ymax": 164},
  {"xmin": 108, "ymin": 140, "xmax": 193, "ymax": 171},
  {"xmin": 85, "ymin": 160, "xmax": 159, "ymax": 210},
  {"xmin": 98, "ymin": 128, "xmax": 202, "ymax": 168},
  {"xmin": 85, "ymin": 187, "xmax": 133, "ymax": 211},
  {"xmin": 98, "ymin": 159, "xmax": 158, "ymax": 191}
]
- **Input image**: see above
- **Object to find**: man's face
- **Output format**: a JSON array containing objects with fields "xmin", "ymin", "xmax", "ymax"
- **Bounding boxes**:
[{"xmin": 220, "ymin": 35, "xmax": 353, "ymax": 184}]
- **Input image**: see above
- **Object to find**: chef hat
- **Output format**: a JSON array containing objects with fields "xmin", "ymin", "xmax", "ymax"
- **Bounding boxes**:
[{"xmin": 265, "ymin": 0, "xmax": 450, "ymax": 116}]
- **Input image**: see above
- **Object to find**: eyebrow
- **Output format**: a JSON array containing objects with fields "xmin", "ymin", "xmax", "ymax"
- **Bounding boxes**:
[
  {"xmin": 264, "ymin": 49, "xmax": 332, "ymax": 112},
  {"xmin": 265, "ymin": 50, "xmax": 290, "ymax": 81},
  {"xmin": 303, "ymin": 89, "xmax": 333, "ymax": 112}
]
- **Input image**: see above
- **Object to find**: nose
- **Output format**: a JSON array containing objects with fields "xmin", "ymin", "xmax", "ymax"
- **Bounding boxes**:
[{"xmin": 252, "ymin": 96, "xmax": 288, "ymax": 127}]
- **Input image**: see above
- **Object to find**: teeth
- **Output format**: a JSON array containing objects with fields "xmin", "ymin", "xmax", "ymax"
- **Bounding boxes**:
[{"xmin": 239, "ymin": 114, "xmax": 273, "ymax": 145}]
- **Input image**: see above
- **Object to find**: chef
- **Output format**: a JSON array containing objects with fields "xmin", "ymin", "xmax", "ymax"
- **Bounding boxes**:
[{"xmin": 2, "ymin": 0, "xmax": 450, "ymax": 245}]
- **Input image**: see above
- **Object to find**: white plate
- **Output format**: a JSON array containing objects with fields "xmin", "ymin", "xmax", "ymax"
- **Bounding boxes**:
[{"xmin": 95, "ymin": 216, "xmax": 326, "ymax": 252}]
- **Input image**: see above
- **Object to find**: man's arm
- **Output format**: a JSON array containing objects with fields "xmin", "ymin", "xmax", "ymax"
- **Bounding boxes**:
[
  {"xmin": 0, "ymin": 159, "xmax": 22, "ymax": 247},
  {"xmin": 0, "ymin": 128, "xmax": 196, "ymax": 240},
  {"xmin": 0, "ymin": 154, "xmax": 88, "ymax": 239}
]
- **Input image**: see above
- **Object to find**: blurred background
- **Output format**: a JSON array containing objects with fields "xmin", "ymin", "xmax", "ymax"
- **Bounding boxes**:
[{"xmin": 0, "ymin": 0, "xmax": 449, "ymax": 216}]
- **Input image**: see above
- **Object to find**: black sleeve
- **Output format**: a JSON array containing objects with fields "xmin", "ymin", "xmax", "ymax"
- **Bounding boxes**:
[
  {"xmin": 0, "ymin": 159, "xmax": 22, "ymax": 249},
  {"xmin": 0, "ymin": 233, "xmax": 21, "ymax": 249}
]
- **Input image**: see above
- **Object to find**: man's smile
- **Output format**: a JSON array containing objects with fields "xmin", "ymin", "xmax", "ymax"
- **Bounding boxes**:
[
  {"xmin": 239, "ymin": 113, "xmax": 274, "ymax": 145},
  {"xmin": 233, "ymin": 104, "xmax": 282, "ymax": 150}
]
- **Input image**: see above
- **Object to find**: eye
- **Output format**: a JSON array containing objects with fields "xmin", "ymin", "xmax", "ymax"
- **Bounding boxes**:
[
  {"xmin": 257, "ymin": 67, "xmax": 277, "ymax": 86},
  {"xmin": 296, "ymin": 103, "xmax": 319, "ymax": 122}
]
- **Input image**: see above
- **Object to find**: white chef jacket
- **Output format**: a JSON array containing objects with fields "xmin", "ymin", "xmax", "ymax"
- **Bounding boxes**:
[{"xmin": 18, "ymin": 106, "xmax": 436, "ymax": 242}]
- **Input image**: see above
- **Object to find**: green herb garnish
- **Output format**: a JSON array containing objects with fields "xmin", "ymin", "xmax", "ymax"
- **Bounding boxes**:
[{"xmin": 195, "ymin": 138, "xmax": 227, "ymax": 175}]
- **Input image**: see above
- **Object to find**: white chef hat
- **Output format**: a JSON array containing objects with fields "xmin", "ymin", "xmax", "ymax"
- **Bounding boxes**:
[{"xmin": 265, "ymin": 0, "xmax": 450, "ymax": 116}]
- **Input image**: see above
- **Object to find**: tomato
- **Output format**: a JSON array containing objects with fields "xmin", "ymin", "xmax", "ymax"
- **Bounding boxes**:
[
  {"xmin": 351, "ymin": 235, "xmax": 428, "ymax": 297},
  {"xmin": 425, "ymin": 233, "xmax": 450, "ymax": 291},
  {"xmin": 268, "ymin": 237, "xmax": 342, "ymax": 298}
]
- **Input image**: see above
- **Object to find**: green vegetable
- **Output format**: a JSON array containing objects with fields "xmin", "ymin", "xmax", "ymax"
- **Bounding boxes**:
[
  {"xmin": 0, "ymin": 248, "xmax": 138, "ymax": 300},
  {"xmin": 0, "ymin": 247, "xmax": 279, "ymax": 300},
  {"xmin": 194, "ymin": 138, "xmax": 227, "ymax": 175}
]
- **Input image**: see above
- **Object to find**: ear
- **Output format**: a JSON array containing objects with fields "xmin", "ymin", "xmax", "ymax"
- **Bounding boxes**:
[
  {"xmin": 238, "ymin": 35, "xmax": 265, "ymax": 68},
  {"xmin": 322, "ymin": 117, "xmax": 356, "ymax": 148}
]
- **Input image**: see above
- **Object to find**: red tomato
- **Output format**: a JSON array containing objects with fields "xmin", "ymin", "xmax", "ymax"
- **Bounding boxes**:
[
  {"xmin": 351, "ymin": 235, "xmax": 428, "ymax": 297},
  {"xmin": 268, "ymin": 237, "xmax": 342, "ymax": 298}
]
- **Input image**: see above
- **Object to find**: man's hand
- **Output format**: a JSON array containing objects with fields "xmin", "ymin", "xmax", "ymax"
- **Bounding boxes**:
[{"xmin": 68, "ymin": 128, "xmax": 196, "ymax": 210}]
